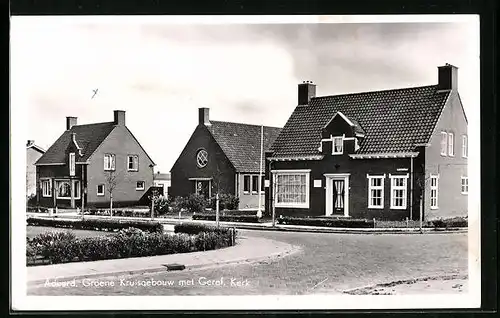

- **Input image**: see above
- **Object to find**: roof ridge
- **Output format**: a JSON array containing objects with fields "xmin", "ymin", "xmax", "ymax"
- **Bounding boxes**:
[
  {"xmin": 210, "ymin": 120, "xmax": 282, "ymax": 130},
  {"xmin": 311, "ymin": 84, "xmax": 438, "ymax": 101},
  {"xmin": 71, "ymin": 121, "xmax": 115, "ymax": 128}
]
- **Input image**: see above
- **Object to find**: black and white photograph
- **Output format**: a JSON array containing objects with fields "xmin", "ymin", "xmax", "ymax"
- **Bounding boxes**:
[{"xmin": 11, "ymin": 15, "xmax": 480, "ymax": 311}]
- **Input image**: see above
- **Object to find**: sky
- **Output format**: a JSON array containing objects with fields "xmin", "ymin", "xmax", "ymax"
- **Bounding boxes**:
[{"xmin": 11, "ymin": 16, "xmax": 479, "ymax": 173}]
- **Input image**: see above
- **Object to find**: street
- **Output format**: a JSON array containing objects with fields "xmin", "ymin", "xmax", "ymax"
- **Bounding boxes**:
[{"xmin": 28, "ymin": 230, "xmax": 468, "ymax": 296}]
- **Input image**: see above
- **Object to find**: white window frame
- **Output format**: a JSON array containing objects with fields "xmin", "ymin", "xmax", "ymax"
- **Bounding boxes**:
[
  {"xmin": 462, "ymin": 135, "xmax": 468, "ymax": 158},
  {"xmin": 55, "ymin": 179, "xmax": 72, "ymax": 199},
  {"xmin": 461, "ymin": 176, "xmax": 468, "ymax": 194},
  {"xmin": 196, "ymin": 149, "xmax": 208, "ymax": 168},
  {"xmin": 272, "ymin": 169, "xmax": 311, "ymax": 209},
  {"xmin": 448, "ymin": 132, "xmax": 454, "ymax": 156},
  {"xmin": 367, "ymin": 174, "xmax": 385, "ymax": 209},
  {"xmin": 104, "ymin": 153, "xmax": 116, "ymax": 171},
  {"xmin": 243, "ymin": 175, "xmax": 251, "ymax": 194},
  {"xmin": 251, "ymin": 175, "xmax": 259, "ymax": 194},
  {"xmin": 332, "ymin": 136, "xmax": 344, "ymax": 155},
  {"xmin": 127, "ymin": 155, "xmax": 139, "ymax": 171},
  {"xmin": 40, "ymin": 178, "xmax": 52, "ymax": 197},
  {"xmin": 69, "ymin": 152, "xmax": 75, "ymax": 176},
  {"xmin": 440, "ymin": 131, "xmax": 448, "ymax": 156},
  {"xmin": 389, "ymin": 174, "xmax": 409, "ymax": 210},
  {"xmin": 136, "ymin": 181, "xmax": 145, "ymax": 191},
  {"xmin": 430, "ymin": 174, "xmax": 439, "ymax": 209},
  {"xmin": 97, "ymin": 184, "xmax": 105, "ymax": 196}
]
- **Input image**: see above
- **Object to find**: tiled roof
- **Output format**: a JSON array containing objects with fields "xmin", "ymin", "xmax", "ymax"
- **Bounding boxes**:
[
  {"xmin": 207, "ymin": 121, "xmax": 282, "ymax": 173},
  {"xmin": 270, "ymin": 85, "xmax": 450, "ymax": 157},
  {"xmin": 35, "ymin": 122, "xmax": 116, "ymax": 164}
]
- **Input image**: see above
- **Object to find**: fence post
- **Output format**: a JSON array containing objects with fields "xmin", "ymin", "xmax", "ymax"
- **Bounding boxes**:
[
  {"xmin": 373, "ymin": 218, "xmax": 376, "ymax": 228},
  {"xmin": 406, "ymin": 217, "xmax": 409, "ymax": 228}
]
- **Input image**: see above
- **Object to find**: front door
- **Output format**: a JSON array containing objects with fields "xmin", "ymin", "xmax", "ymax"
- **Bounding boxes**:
[
  {"xmin": 195, "ymin": 180, "xmax": 211, "ymax": 199},
  {"xmin": 325, "ymin": 174, "xmax": 350, "ymax": 216}
]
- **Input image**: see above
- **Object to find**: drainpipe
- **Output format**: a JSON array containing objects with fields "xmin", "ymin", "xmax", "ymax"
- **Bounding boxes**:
[
  {"xmin": 269, "ymin": 159, "xmax": 276, "ymax": 227},
  {"xmin": 410, "ymin": 155, "xmax": 414, "ymax": 220}
]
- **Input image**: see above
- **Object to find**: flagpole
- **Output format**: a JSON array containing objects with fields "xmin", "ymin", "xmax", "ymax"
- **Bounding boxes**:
[{"xmin": 257, "ymin": 124, "xmax": 264, "ymax": 218}]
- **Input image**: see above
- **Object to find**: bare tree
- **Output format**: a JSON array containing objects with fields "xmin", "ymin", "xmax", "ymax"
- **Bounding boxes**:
[{"xmin": 105, "ymin": 170, "xmax": 119, "ymax": 217}]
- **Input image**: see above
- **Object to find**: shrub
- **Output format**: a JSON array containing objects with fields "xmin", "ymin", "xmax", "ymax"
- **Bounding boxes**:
[
  {"xmin": 185, "ymin": 194, "xmax": 208, "ymax": 213},
  {"xmin": 192, "ymin": 214, "xmax": 259, "ymax": 223},
  {"xmin": 26, "ymin": 217, "xmax": 163, "ymax": 233},
  {"xmin": 174, "ymin": 222, "xmax": 236, "ymax": 236},
  {"xmin": 154, "ymin": 196, "xmax": 170, "ymax": 215},
  {"xmin": 27, "ymin": 226, "xmax": 236, "ymax": 265},
  {"xmin": 277, "ymin": 216, "xmax": 375, "ymax": 228},
  {"xmin": 26, "ymin": 194, "xmax": 37, "ymax": 206},
  {"xmin": 170, "ymin": 196, "xmax": 188, "ymax": 213},
  {"xmin": 209, "ymin": 193, "xmax": 240, "ymax": 211},
  {"xmin": 430, "ymin": 217, "xmax": 468, "ymax": 228}
]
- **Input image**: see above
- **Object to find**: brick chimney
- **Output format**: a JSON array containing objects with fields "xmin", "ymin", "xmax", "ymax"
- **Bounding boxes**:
[
  {"xmin": 298, "ymin": 81, "xmax": 316, "ymax": 105},
  {"xmin": 26, "ymin": 140, "xmax": 35, "ymax": 147},
  {"xmin": 114, "ymin": 110, "xmax": 126, "ymax": 126},
  {"xmin": 199, "ymin": 108, "xmax": 210, "ymax": 126},
  {"xmin": 437, "ymin": 63, "xmax": 458, "ymax": 91},
  {"xmin": 66, "ymin": 117, "xmax": 77, "ymax": 130}
]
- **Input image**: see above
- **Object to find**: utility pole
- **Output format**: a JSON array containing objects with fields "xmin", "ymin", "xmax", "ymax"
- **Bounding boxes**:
[
  {"xmin": 216, "ymin": 192, "xmax": 220, "ymax": 228},
  {"xmin": 257, "ymin": 124, "xmax": 264, "ymax": 219},
  {"xmin": 269, "ymin": 160, "xmax": 276, "ymax": 227}
]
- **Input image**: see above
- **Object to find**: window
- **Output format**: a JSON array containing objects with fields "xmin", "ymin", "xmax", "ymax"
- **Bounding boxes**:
[
  {"xmin": 332, "ymin": 136, "xmax": 343, "ymax": 155},
  {"xmin": 430, "ymin": 175, "xmax": 439, "ymax": 209},
  {"xmin": 97, "ymin": 184, "xmax": 105, "ymax": 196},
  {"xmin": 251, "ymin": 175, "xmax": 259, "ymax": 194},
  {"xmin": 367, "ymin": 175, "xmax": 384, "ymax": 209},
  {"xmin": 128, "ymin": 155, "xmax": 139, "ymax": 171},
  {"xmin": 73, "ymin": 180, "xmax": 81, "ymax": 199},
  {"xmin": 274, "ymin": 170, "xmax": 310, "ymax": 208},
  {"xmin": 243, "ymin": 175, "xmax": 251, "ymax": 193},
  {"xmin": 440, "ymin": 132, "xmax": 448, "ymax": 156},
  {"xmin": 136, "ymin": 181, "xmax": 145, "ymax": 190},
  {"xmin": 448, "ymin": 132, "xmax": 454, "ymax": 156},
  {"xmin": 41, "ymin": 179, "xmax": 52, "ymax": 197},
  {"xmin": 104, "ymin": 154, "xmax": 116, "ymax": 171},
  {"xmin": 55, "ymin": 180, "xmax": 71, "ymax": 199},
  {"xmin": 69, "ymin": 153, "xmax": 75, "ymax": 176},
  {"xmin": 462, "ymin": 135, "xmax": 468, "ymax": 158},
  {"xmin": 390, "ymin": 174, "xmax": 408, "ymax": 209},
  {"xmin": 196, "ymin": 149, "xmax": 208, "ymax": 168},
  {"xmin": 461, "ymin": 176, "xmax": 468, "ymax": 194},
  {"xmin": 261, "ymin": 176, "xmax": 265, "ymax": 193}
]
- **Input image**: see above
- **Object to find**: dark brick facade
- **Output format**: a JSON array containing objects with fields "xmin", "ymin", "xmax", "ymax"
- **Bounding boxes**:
[{"xmin": 170, "ymin": 125, "xmax": 236, "ymax": 199}]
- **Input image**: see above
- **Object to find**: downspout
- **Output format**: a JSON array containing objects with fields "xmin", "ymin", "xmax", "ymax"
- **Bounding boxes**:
[{"xmin": 410, "ymin": 155, "xmax": 414, "ymax": 220}]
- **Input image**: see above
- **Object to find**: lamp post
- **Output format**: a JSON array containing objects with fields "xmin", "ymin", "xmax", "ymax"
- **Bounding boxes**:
[{"xmin": 149, "ymin": 164, "xmax": 155, "ymax": 219}]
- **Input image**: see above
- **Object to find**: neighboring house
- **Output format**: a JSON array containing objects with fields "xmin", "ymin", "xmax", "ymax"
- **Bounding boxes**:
[
  {"xmin": 265, "ymin": 64, "xmax": 467, "ymax": 221},
  {"xmin": 170, "ymin": 108, "xmax": 282, "ymax": 210},
  {"xmin": 35, "ymin": 110, "xmax": 155, "ymax": 209},
  {"xmin": 154, "ymin": 172, "xmax": 171, "ymax": 197},
  {"xmin": 26, "ymin": 140, "xmax": 45, "ymax": 198}
]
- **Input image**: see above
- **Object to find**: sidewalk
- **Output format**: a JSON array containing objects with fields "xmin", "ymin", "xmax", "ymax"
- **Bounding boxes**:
[
  {"xmin": 27, "ymin": 235, "xmax": 300, "ymax": 285},
  {"xmin": 26, "ymin": 213, "xmax": 468, "ymax": 234}
]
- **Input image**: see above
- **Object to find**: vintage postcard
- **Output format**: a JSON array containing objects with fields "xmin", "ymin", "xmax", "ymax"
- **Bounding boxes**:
[{"xmin": 11, "ymin": 14, "xmax": 480, "ymax": 311}]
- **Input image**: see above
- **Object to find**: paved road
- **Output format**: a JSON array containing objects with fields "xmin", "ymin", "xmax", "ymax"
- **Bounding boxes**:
[{"xmin": 29, "ymin": 230, "xmax": 468, "ymax": 296}]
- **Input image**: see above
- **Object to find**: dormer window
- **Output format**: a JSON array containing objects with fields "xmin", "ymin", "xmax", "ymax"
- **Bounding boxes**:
[{"xmin": 332, "ymin": 136, "xmax": 343, "ymax": 155}]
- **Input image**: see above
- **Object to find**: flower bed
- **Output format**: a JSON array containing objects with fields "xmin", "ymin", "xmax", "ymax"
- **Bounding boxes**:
[
  {"xmin": 277, "ymin": 216, "xmax": 375, "ymax": 228},
  {"xmin": 192, "ymin": 214, "xmax": 259, "ymax": 223},
  {"xmin": 26, "ymin": 217, "xmax": 163, "ymax": 233},
  {"xmin": 26, "ymin": 226, "xmax": 236, "ymax": 266}
]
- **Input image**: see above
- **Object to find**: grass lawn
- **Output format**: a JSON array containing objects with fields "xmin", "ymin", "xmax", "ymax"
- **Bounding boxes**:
[{"xmin": 26, "ymin": 226, "xmax": 112, "ymax": 239}]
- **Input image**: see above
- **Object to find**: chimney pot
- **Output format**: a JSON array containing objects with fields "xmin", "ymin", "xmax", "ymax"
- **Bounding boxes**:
[
  {"xmin": 437, "ymin": 63, "xmax": 458, "ymax": 91},
  {"xmin": 198, "ymin": 108, "xmax": 210, "ymax": 126},
  {"xmin": 66, "ymin": 117, "xmax": 77, "ymax": 130},
  {"xmin": 298, "ymin": 81, "xmax": 317, "ymax": 105},
  {"xmin": 27, "ymin": 140, "xmax": 35, "ymax": 147},
  {"xmin": 114, "ymin": 110, "xmax": 126, "ymax": 126}
]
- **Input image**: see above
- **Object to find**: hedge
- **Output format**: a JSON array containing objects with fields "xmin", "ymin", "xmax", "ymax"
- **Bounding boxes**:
[
  {"xmin": 27, "ymin": 227, "xmax": 236, "ymax": 265},
  {"xmin": 277, "ymin": 216, "xmax": 375, "ymax": 228},
  {"xmin": 26, "ymin": 217, "xmax": 163, "ymax": 233},
  {"xmin": 203, "ymin": 210, "xmax": 258, "ymax": 216},
  {"xmin": 174, "ymin": 222, "xmax": 237, "ymax": 236},
  {"xmin": 192, "ymin": 214, "xmax": 260, "ymax": 223},
  {"xmin": 429, "ymin": 217, "xmax": 468, "ymax": 228}
]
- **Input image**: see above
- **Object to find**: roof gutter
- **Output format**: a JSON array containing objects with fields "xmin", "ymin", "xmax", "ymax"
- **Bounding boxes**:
[
  {"xmin": 349, "ymin": 152, "xmax": 419, "ymax": 159},
  {"xmin": 267, "ymin": 155, "xmax": 324, "ymax": 161}
]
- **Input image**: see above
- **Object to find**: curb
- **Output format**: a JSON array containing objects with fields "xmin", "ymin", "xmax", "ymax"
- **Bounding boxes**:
[{"xmin": 27, "ymin": 240, "xmax": 301, "ymax": 287}]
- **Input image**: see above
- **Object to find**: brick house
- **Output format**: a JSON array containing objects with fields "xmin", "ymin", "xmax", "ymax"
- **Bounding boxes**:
[
  {"xmin": 35, "ymin": 110, "xmax": 155, "ymax": 209},
  {"xmin": 26, "ymin": 140, "xmax": 45, "ymax": 197},
  {"xmin": 153, "ymin": 172, "xmax": 171, "ymax": 197},
  {"xmin": 170, "ymin": 108, "xmax": 281, "ymax": 210},
  {"xmin": 265, "ymin": 64, "xmax": 468, "ymax": 221}
]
